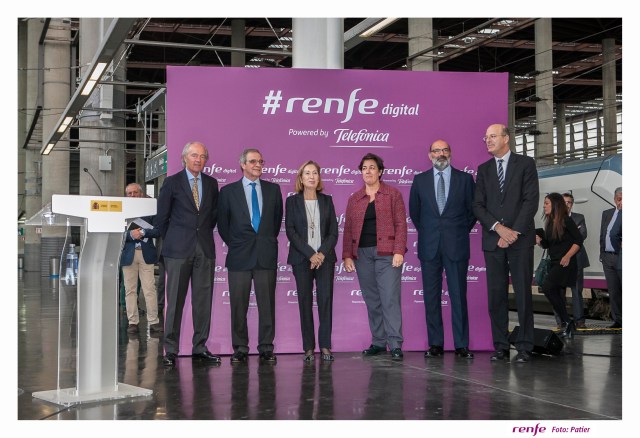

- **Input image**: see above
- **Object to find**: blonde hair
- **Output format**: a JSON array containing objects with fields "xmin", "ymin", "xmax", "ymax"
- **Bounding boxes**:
[{"xmin": 295, "ymin": 160, "xmax": 324, "ymax": 193}]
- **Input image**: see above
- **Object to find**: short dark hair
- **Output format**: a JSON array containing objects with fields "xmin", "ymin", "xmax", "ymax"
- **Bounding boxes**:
[
  {"xmin": 359, "ymin": 153, "xmax": 384, "ymax": 172},
  {"xmin": 562, "ymin": 192, "xmax": 574, "ymax": 201}
]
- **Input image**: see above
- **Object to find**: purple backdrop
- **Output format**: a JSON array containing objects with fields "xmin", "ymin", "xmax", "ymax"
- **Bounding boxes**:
[{"xmin": 165, "ymin": 66, "xmax": 508, "ymax": 354}]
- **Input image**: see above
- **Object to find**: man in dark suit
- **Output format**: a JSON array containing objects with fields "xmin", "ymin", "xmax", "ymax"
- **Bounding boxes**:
[
  {"xmin": 472, "ymin": 124, "xmax": 539, "ymax": 363},
  {"xmin": 559, "ymin": 192, "xmax": 590, "ymax": 328},
  {"xmin": 409, "ymin": 140, "xmax": 476, "ymax": 359},
  {"xmin": 599, "ymin": 187, "xmax": 622, "ymax": 328},
  {"xmin": 218, "ymin": 149, "xmax": 283, "ymax": 364},
  {"xmin": 121, "ymin": 183, "xmax": 163, "ymax": 335},
  {"xmin": 155, "ymin": 141, "xmax": 220, "ymax": 367}
]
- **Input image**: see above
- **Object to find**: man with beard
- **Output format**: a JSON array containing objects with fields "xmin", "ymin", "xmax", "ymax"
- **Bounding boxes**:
[{"xmin": 409, "ymin": 140, "xmax": 477, "ymax": 359}]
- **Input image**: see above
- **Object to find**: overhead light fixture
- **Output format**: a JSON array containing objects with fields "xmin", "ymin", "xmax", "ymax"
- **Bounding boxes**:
[
  {"xmin": 57, "ymin": 116, "xmax": 74, "ymax": 133},
  {"xmin": 359, "ymin": 18, "xmax": 399, "ymax": 38},
  {"xmin": 81, "ymin": 62, "xmax": 108, "ymax": 96},
  {"xmin": 43, "ymin": 143, "xmax": 55, "ymax": 155}
]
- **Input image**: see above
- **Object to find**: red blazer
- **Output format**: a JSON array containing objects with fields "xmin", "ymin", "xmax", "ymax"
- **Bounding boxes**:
[{"xmin": 342, "ymin": 181, "xmax": 408, "ymax": 259}]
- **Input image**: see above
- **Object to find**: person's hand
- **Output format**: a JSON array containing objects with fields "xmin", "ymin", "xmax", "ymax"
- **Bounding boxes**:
[
  {"xmin": 310, "ymin": 253, "xmax": 324, "ymax": 269},
  {"xmin": 344, "ymin": 258, "xmax": 356, "ymax": 273},
  {"xmin": 130, "ymin": 229, "xmax": 144, "ymax": 240},
  {"xmin": 497, "ymin": 237, "xmax": 510, "ymax": 248},
  {"xmin": 496, "ymin": 224, "xmax": 519, "ymax": 245},
  {"xmin": 392, "ymin": 254, "xmax": 404, "ymax": 268},
  {"xmin": 560, "ymin": 254, "xmax": 571, "ymax": 267}
]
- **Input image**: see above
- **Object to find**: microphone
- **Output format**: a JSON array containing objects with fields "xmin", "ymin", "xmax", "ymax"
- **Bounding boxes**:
[{"xmin": 83, "ymin": 168, "xmax": 103, "ymax": 196}]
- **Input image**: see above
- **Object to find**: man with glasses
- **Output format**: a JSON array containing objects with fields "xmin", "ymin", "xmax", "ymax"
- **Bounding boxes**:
[
  {"xmin": 155, "ymin": 141, "xmax": 220, "ymax": 367},
  {"xmin": 218, "ymin": 149, "xmax": 283, "ymax": 364},
  {"xmin": 473, "ymin": 124, "xmax": 539, "ymax": 363},
  {"xmin": 409, "ymin": 140, "xmax": 477, "ymax": 359}
]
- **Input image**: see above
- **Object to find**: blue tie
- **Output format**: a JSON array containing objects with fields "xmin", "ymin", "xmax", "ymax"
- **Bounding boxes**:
[
  {"xmin": 436, "ymin": 171, "xmax": 446, "ymax": 214},
  {"xmin": 250, "ymin": 182, "xmax": 260, "ymax": 232},
  {"xmin": 497, "ymin": 159, "xmax": 505, "ymax": 193}
]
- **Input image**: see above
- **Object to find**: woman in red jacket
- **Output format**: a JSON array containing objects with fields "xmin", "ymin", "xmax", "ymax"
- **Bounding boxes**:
[{"xmin": 343, "ymin": 153, "xmax": 408, "ymax": 360}]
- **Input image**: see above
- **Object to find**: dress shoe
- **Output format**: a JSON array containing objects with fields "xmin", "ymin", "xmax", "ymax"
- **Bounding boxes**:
[
  {"xmin": 362, "ymin": 344, "xmax": 386, "ymax": 356},
  {"xmin": 149, "ymin": 323, "xmax": 163, "ymax": 333},
  {"xmin": 303, "ymin": 351, "xmax": 315, "ymax": 362},
  {"xmin": 162, "ymin": 353, "xmax": 177, "ymax": 367},
  {"xmin": 320, "ymin": 348, "xmax": 334, "ymax": 361},
  {"xmin": 127, "ymin": 324, "xmax": 138, "ymax": 334},
  {"xmin": 558, "ymin": 321, "xmax": 575, "ymax": 339},
  {"xmin": 454, "ymin": 347, "xmax": 474, "ymax": 359},
  {"xmin": 609, "ymin": 322, "xmax": 622, "ymax": 329},
  {"xmin": 514, "ymin": 351, "xmax": 531, "ymax": 363},
  {"xmin": 424, "ymin": 346, "xmax": 444, "ymax": 358},
  {"xmin": 490, "ymin": 349, "xmax": 510, "ymax": 361},
  {"xmin": 192, "ymin": 350, "xmax": 222, "ymax": 364},
  {"xmin": 390, "ymin": 348, "xmax": 403, "ymax": 360},
  {"xmin": 575, "ymin": 320, "xmax": 586, "ymax": 329},
  {"xmin": 231, "ymin": 351, "xmax": 248, "ymax": 364},
  {"xmin": 259, "ymin": 351, "xmax": 277, "ymax": 363}
]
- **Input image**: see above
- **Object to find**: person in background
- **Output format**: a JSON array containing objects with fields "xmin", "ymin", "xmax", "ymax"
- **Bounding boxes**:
[
  {"xmin": 285, "ymin": 160, "xmax": 339, "ymax": 362},
  {"xmin": 121, "ymin": 183, "xmax": 163, "ymax": 335},
  {"xmin": 343, "ymin": 153, "xmax": 408, "ymax": 360},
  {"xmin": 536, "ymin": 193, "xmax": 584, "ymax": 339},
  {"xmin": 599, "ymin": 187, "xmax": 622, "ymax": 328},
  {"xmin": 155, "ymin": 141, "xmax": 220, "ymax": 367}
]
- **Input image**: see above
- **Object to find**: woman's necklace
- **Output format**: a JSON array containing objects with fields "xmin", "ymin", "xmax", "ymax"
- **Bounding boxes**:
[{"xmin": 305, "ymin": 199, "xmax": 318, "ymax": 238}]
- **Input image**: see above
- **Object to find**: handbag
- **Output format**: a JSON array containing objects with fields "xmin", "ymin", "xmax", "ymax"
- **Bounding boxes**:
[{"xmin": 534, "ymin": 250, "xmax": 551, "ymax": 286}]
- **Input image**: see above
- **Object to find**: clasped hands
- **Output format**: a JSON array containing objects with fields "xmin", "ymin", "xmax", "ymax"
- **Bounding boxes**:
[
  {"xmin": 310, "ymin": 252, "xmax": 325, "ymax": 269},
  {"xmin": 496, "ymin": 223, "xmax": 519, "ymax": 248},
  {"xmin": 130, "ymin": 229, "xmax": 145, "ymax": 240}
]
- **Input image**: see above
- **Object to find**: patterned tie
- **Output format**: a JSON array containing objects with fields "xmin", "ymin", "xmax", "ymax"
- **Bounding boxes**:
[
  {"xmin": 436, "ymin": 171, "xmax": 446, "ymax": 214},
  {"xmin": 250, "ymin": 182, "xmax": 261, "ymax": 232},
  {"xmin": 192, "ymin": 176, "xmax": 200, "ymax": 210},
  {"xmin": 497, "ymin": 159, "xmax": 505, "ymax": 193}
]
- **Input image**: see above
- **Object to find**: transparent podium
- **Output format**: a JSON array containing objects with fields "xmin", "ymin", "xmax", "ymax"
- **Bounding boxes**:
[{"xmin": 31, "ymin": 194, "xmax": 157, "ymax": 406}]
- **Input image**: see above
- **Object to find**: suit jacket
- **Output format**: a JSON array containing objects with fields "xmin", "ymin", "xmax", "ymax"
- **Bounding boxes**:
[
  {"xmin": 120, "ymin": 215, "xmax": 162, "ymax": 266},
  {"xmin": 285, "ymin": 192, "xmax": 338, "ymax": 266},
  {"xmin": 569, "ymin": 212, "xmax": 590, "ymax": 268},
  {"xmin": 218, "ymin": 178, "xmax": 283, "ymax": 271},
  {"xmin": 599, "ymin": 207, "xmax": 619, "ymax": 257},
  {"xmin": 409, "ymin": 167, "xmax": 476, "ymax": 262},
  {"xmin": 610, "ymin": 210, "xmax": 622, "ymax": 270},
  {"xmin": 472, "ymin": 153, "xmax": 539, "ymax": 251},
  {"xmin": 154, "ymin": 169, "xmax": 218, "ymax": 259}
]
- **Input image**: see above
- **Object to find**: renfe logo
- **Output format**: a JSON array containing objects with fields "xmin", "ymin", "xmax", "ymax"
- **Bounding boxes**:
[{"xmin": 512, "ymin": 424, "xmax": 546, "ymax": 436}]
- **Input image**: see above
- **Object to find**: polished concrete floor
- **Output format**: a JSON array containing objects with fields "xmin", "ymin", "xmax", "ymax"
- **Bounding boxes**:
[{"xmin": 17, "ymin": 270, "xmax": 622, "ymax": 422}]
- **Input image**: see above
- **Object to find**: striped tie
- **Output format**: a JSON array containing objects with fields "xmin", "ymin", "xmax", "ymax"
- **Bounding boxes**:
[
  {"xmin": 497, "ymin": 159, "xmax": 505, "ymax": 193},
  {"xmin": 192, "ymin": 177, "xmax": 200, "ymax": 210},
  {"xmin": 436, "ymin": 171, "xmax": 446, "ymax": 214}
]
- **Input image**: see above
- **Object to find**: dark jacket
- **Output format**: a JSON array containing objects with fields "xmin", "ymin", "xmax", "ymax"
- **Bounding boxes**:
[{"xmin": 120, "ymin": 215, "xmax": 161, "ymax": 266}]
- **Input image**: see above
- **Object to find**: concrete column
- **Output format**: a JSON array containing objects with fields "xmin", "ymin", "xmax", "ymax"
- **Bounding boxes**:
[
  {"xmin": 231, "ymin": 19, "xmax": 246, "ymax": 67},
  {"xmin": 23, "ymin": 19, "xmax": 44, "ymax": 272},
  {"xmin": 292, "ymin": 18, "xmax": 343, "ymax": 69},
  {"xmin": 18, "ymin": 21, "xmax": 28, "ymax": 259},
  {"xmin": 408, "ymin": 18, "xmax": 434, "ymax": 71},
  {"xmin": 78, "ymin": 18, "xmax": 126, "ymax": 197},
  {"xmin": 534, "ymin": 18, "xmax": 554, "ymax": 164},
  {"xmin": 602, "ymin": 38, "xmax": 617, "ymax": 155},
  {"xmin": 556, "ymin": 103, "xmax": 566, "ymax": 157}
]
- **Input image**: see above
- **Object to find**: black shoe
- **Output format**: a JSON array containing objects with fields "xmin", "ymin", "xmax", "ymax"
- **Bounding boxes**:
[
  {"xmin": 127, "ymin": 324, "xmax": 138, "ymax": 334},
  {"xmin": 362, "ymin": 344, "xmax": 386, "ymax": 356},
  {"xmin": 514, "ymin": 351, "xmax": 531, "ymax": 363},
  {"xmin": 231, "ymin": 351, "xmax": 248, "ymax": 364},
  {"xmin": 424, "ymin": 346, "xmax": 444, "ymax": 358},
  {"xmin": 454, "ymin": 347, "xmax": 474, "ymax": 359},
  {"xmin": 390, "ymin": 348, "xmax": 403, "ymax": 360},
  {"xmin": 149, "ymin": 323, "xmax": 163, "ymax": 333},
  {"xmin": 609, "ymin": 322, "xmax": 622, "ymax": 329},
  {"xmin": 259, "ymin": 351, "xmax": 277, "ymax": 363},
  {"xmin": 490, "ymin": 349, "xmax": 510, "ymax": 361},
  {"xmin": 575, "ymin": 320, "xmax": 586, "ymax": 329},
  {"xmin": 192, "ymin": 350, "xmax": 222, "ymax": 364},
  {"xmin": 558, "ymin": 321, "xmax": 575, "ymax": 339},
  {"xmin": 162, "ymin": 353, "xmax": 177, "ymax": 367}
]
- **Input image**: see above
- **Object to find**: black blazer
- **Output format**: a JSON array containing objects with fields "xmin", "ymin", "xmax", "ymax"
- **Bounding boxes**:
[
  {"xmin": 155, "ymin": 170, "xmax": 218, "ymax": 259},
  {"xmin": 218, "ymin": 178, "xmax": 283, "ymax": 271},
  {"xmin": 409, "ymin": 167, "xmax": 476, "ymax": 262},
  {"xmin": 599, "ymin": 207, "xmax": 618, "ymax": 256},
  {"xmin": 285, "ymin": 192, "xmax": 338, "ymax": 266},
  {"xmin": 569, "ymin": 212, "xmax": 590, "ymax": 268},
  {"xmin": 472, "ymin": 153, "xmax": 539, "ymax": 251}
]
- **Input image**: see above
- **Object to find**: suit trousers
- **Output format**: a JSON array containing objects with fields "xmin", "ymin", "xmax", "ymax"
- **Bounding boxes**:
[
  {"xmin": 292, "ymin": 261, "xmax": 335, "ymax": 351},
  {"xmin": 484, "ymin": 245, "xmax": 535, "ymax": 352},
  {"xmin": 602, "ymin": 252, "xmax": 622, "ymax": 324},
  {"xmin": 163, "ymin": 241, "xmax": 214, "ymax": 355},
  {"xmin": 122, "ymin": 249, "xmax": 159, "ymax": 325},
  {"xmin": 228, "ymin": 269, "xmax": 277, "ymax": 354},
  {"xmin": 354, "ymin": 246, "xmax": 403, "ymax": 350},
  {"xmin": 420, "ymin": 255, "xmax": 470, "ymax": 349}
]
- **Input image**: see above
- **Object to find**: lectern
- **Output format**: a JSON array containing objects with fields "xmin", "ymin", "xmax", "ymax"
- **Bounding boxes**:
[{"xmin": 32, "ymin": 194, "xmax": 157, "ymax": 406}]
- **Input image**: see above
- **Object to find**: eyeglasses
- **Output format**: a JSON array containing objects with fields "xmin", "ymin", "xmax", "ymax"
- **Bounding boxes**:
[
  {"xmin": 247, "ymin": 159, "xmax": 265, "ymax": 165},
  {"xmin": 430, "ymin": 148, "xmax": 450, "ymax": 155},
  {"xmin": 482, "ymin": 134, "xmax": 507, "ymax": 143}
]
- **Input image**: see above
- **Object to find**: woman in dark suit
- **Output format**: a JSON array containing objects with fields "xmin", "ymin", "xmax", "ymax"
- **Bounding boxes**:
[
  {"xmin": 536, "ymin": 192, "xmax": 584, "ymax": 338},
  {"xmin": 343, "ymin": 153, "xmax": 408, "ymax": 360},
  {"xmin": 285, "ymin": 160, "xmax": 339, "ymax": 362}
]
